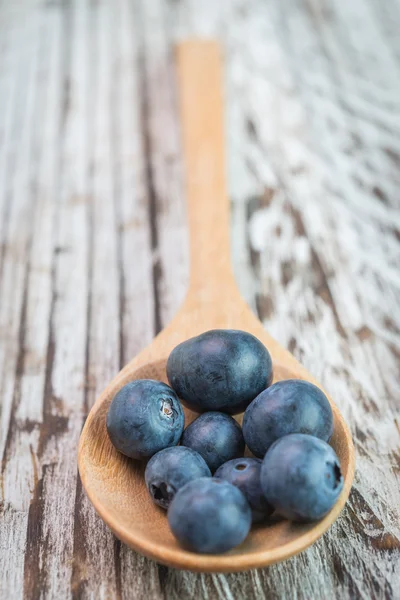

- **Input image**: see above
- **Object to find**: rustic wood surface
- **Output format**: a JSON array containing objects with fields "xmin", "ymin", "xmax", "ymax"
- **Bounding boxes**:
[{"xmin": 0, "ymin": 0, "xmax": 399, "ymax": 598}]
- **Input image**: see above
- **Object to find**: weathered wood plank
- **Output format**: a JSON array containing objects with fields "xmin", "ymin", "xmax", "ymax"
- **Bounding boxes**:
[
  {"xmin": 0, "ymin": 0, "xmax": 399, "ymax": 599},
  {"xmin": 0, "ymin": 2, "xmax": 57, "ymax": 596},
  {"xmin": 70, "ymin": 1, "xmax": 121, "ymax": 597},
  {"xmin": 140, "ymin": 0, "xmax": 189, "ymax": 327},
  {"xmin": 22, "ymin": 1, "xmax": 89, "ymax": 597}
]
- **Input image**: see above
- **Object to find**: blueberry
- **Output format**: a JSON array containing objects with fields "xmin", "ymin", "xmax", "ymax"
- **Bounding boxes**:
[
  {"xmin": 167, "ymin": 329, "xmax": 273, "ymax": 414},
  {"xmin": 168, "ymin": 477, "xmax": 251, "ymax": 553},
  {"xmin": 214, "ymin": 458, "xmax": 273, "ymax": 523},
  {"xmin": 181, "ymin": 412, "xmax": 245, "ymax": 473},
  {"xmin": 243, "ymin": 379, "xmax": 333, "ymax": 457},
  {"xmin": 106, "ymin": 379, "xmax": 184, "ymax": 459},
  {"xmin": 145, "ymin": 446, "xmax": 211, "ymax": 509},
  {"xmin": 261, "ymin": 433, "xmax": 344, "ymax": 521}
]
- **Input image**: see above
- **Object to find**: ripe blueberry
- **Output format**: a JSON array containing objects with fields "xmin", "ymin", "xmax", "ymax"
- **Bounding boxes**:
[
  {"xmin": 145, "ymin": 446, "xmax": 211, "ymax": 509},
  {"xmin": 214, "ymin": 458, "xmax": 273, "ymax": 523},
  {"xmin": 181, "ymin": 412, "xmax": 245, "ymax": 472},
  {"xmin": 261, "ymin": 433, "xmax": 344, "ymax": 521},
  {"xmin": 106, "ymin": 379, "xmax": 184, "ymax": 459},
  {"xmin": 167, "ymin": 329, "xmax": 273, "ymax": 414},
  {"xmin": 168, "ymin": 477, "xmax": 252, "ymax": 553},
  {"xmin": 243, "ymin": 379, "xmax": 333, "ymax": 457}
]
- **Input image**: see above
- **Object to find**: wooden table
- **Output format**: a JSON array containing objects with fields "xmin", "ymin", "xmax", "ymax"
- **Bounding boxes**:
[{"xmin": 1, "ymin": 0, "xmax": 399, "ymax": 598}]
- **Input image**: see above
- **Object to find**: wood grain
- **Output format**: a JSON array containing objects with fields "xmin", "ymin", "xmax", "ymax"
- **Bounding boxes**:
[{"xmin": 0, "ymin": 0, "xmax": 399, "ymax": 598}]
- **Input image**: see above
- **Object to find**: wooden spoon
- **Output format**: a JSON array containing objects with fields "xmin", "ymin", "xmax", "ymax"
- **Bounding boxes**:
[{"xmin": 78, "ymin": 40, "xmax": 355, "ymax": 572}]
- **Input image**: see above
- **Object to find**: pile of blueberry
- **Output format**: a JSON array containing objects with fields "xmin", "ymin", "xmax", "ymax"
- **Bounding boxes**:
[{"xmin": 107, "ymin": 329, "xmax": 344, "ymax": 554}]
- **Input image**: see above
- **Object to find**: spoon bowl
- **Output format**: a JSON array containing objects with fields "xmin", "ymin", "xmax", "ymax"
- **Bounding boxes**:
[{"xmin": 78, "ymin": 40, "xmax": 355, "ymax": 572}]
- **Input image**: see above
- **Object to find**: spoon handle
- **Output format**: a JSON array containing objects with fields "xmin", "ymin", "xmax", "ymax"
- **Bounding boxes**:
[{"xmin": 176, "ymin": 41, "xmax": 235, "ymax": 300}]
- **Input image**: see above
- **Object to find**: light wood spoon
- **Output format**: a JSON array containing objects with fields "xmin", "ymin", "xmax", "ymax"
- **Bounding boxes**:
[{"xmin": 78, "ymin": 40, "xmax": 355, "ymax": 572}]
